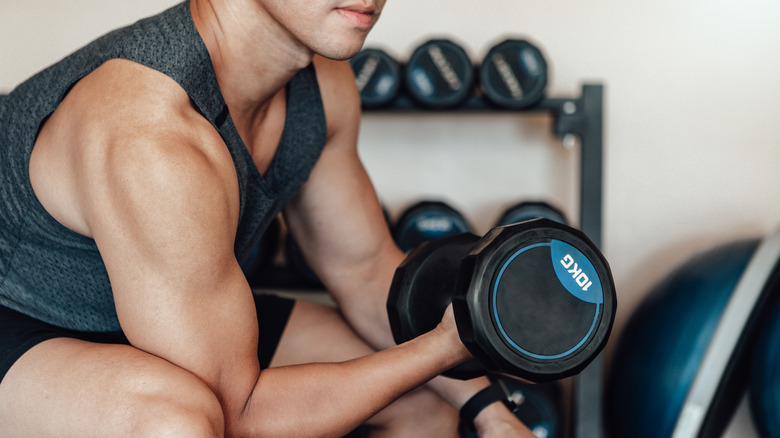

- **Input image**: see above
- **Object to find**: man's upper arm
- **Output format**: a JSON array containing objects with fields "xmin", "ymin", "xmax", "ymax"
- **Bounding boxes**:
[
  {"xmin": 74, "ymin": 67, "xmax": 261, "ymax": 404},
  {"xmin": 284, "ymin": 57, "xmax": 403, "ymax": 291}
]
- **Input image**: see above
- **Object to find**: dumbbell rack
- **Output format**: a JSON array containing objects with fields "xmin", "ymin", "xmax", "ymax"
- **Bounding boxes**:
[{"xmin": 366, "ymin": 84, "xmax": 606, "ymax": 438}]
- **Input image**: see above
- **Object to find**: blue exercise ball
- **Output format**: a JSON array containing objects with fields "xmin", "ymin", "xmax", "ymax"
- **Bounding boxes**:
[
  {"xmin": 606, "ymin": 239, "xmax": 760, "ymax": 438},
  {"xmin": 749, "ymin": 289, "xmax": 780, "ymax": 438}
]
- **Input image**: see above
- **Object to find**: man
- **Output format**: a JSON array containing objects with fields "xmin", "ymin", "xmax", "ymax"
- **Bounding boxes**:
[{"xmin": 0, "ymin": 0, "xmax": 534, "ymax": 436}]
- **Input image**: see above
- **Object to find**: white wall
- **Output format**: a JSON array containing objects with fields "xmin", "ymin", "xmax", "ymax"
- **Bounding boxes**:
[{"xmin": 3, "ymin": 1, "xmax": 780, "ymax": 436}]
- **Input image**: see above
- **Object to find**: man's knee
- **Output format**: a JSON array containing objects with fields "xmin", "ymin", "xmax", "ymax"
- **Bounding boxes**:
[
  {"xmin": 128, "ymin": 369, "xmax": 225, "ymax": 438},
  {"xmin": 369, "ymin": 387, "xmax": 458, "ymax": 436},
  {"xmin": 133, "ymin": 401, "xmax": 224, "ymax": 438}
]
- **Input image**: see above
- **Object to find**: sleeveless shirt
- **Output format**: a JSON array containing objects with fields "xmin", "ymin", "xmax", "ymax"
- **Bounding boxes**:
[{"xmin": 0, "ymin": 2, "xmax": 326, "ymax": 331}]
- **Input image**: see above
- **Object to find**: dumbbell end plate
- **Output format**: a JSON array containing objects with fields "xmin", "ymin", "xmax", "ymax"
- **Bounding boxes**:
[{"xmin": 453, "ymin": 219, "xmax": 616, "ymax": 382}]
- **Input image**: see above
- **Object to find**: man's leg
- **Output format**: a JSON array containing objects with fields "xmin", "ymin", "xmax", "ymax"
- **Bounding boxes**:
[
  {"xmin": 270, "ymin": 299, "xmax": 460, "ymax": 437},
  {"xmin": 0, "ymin": 338, "xmax": 224, "ymax": 438}
]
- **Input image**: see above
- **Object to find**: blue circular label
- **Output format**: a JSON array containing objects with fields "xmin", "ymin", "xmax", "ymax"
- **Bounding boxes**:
[{"xmin": 550, "ymin": 240, "xmax": 604, "ymax": 305}]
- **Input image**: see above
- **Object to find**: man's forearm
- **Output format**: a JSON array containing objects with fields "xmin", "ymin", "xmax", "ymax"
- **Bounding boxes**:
[
  {"xmin": 327, "ymin": 245, "xmax": 404, "ymax": 349},
  {"xmin": 229, "ymin": 323, "xmax": 469, "ymax": 438},
  {"xmin": 328, "ymin": 251, "xmax": 530, "ymax": 435}
]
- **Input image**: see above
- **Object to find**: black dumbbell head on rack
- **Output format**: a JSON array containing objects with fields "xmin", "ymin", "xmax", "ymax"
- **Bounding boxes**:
[
  {"xmin": 394, "ymin": 200, "xmax": 473, "ymax": 253},
  {"xmin": 349, "ymin": 48, "xmax": 402, "ymax": 109},
  {"xmin": 388, "ymin": 218, "xmax": 616, "ymax": 382},
  {"xmin": 480, "ymin": 39, "xmax": 548, "ymax": 110},
  {"xmin": 496, "ymin": 201, "xmax": 568, "ymax": 227},
  {"xmin": 404, "ymin": 39, "xmax": 475, "ymax": 109}
]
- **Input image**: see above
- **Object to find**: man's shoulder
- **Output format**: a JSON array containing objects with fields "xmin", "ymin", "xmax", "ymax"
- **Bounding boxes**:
[
  {"xmin": 66, "ymin": 59, "xmax": 195, "ymax": 132},
  {"xmin": 30, "ymin": 57, "xmax": 235, "ymax": 240},
  {"xmin": 56, "ymin": 58, "xmax": 234, "ymax": 196},
  {"xmin": 59, "ymin": 59, "xmax": 222, "ymax": 159}
]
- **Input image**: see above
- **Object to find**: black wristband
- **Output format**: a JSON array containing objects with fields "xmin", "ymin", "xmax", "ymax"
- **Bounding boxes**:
[{"xmin": 459, "ymin": 384, "xmax": 508, "ymax": 431}]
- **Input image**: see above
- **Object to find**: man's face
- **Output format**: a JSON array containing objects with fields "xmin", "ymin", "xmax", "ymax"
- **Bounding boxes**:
[{"xmin": 258, "ymin": 0, "xmax": 386, "ymax": 60}]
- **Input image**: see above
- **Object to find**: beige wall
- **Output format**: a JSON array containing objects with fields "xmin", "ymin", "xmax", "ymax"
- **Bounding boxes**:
[{"xmin": 3, "ymin": 1, "xmax": 780, "ymax": 436}]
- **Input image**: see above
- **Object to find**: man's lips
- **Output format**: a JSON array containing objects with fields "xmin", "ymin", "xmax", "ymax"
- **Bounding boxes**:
[
  {"xmin": 335, "ymin": 6, "xmax": 375, "ymax": 29},
  {"xmin": 337, "ymin": 3, "xmax": 376, "ymax": 14}
]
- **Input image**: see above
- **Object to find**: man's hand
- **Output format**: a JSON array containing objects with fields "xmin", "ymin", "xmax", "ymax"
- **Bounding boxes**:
[{"xmin": 438, "ymin": 304, "xmax": 471, "ymax": 360}]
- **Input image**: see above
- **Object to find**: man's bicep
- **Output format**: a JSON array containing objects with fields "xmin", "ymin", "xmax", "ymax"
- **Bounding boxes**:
[
  {"xmin": 84, "ymin": 133, "xmax": 260, "ymax": 397},
  {"xmin": 284, "ymin": 139, "xmax": 398, "ymax": 287}
]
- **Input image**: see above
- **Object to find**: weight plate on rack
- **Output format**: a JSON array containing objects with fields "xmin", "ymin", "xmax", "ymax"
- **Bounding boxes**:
[
  {"xmin": 480, "ymin": 39, "xmax": 548, "ymax": 109},
  {"xmin": 350, "ymin": 48, "xmax": 402, "ymax": 109},
  {"xmin": 404, "ymin": 39, "xmax": 474, "ymax": 109}
]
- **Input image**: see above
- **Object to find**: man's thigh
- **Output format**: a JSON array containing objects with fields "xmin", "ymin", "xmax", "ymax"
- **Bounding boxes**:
[{"xmin": 0, "ymin": 337, "xmax": 223, "ymax": 437}]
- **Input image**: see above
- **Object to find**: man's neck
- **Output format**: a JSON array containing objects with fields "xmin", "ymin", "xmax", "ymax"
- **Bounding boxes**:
[{"xmin": 190, "ymin": 0, "xmax": 312, "ymax": 127}]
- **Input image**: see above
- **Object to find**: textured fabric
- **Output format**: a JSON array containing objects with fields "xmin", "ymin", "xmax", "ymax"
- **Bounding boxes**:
[
  {"xmin": 254, "ymin": 294, "xmax": 296, "ymax": 369},
  {"xmin": 0, "ymin": 304, "xmax": 130, "ymax": 385},
  {"xmin": 0, "ymin": 1, "xmax": 326, "ymax": 332}
]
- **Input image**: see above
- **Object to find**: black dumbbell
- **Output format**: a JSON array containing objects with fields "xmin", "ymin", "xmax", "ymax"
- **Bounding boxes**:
[
  {"xmin": 350, "ymin": 48, "xmax": 402, "ymax": 109},
  {"xmin": 394, "ymin": 201, "xmax": 473, "ymax": 253},
  {"xmin": 241, "ymin": 216, "xmax": 281, "ymax": 287},
  {"xmin": 480, "ymin": 39, "xmax": 548, "ymax": 109},
  {"xmin": 387, "ymin": 218, "xmax": 616, "ymax": 382},
  {"xmin": 496, "ymin": 201, "xmax": 568, "ymax": 227},
  {"xmin": 404, "ymin": 39, "xmax": 475, "ymax": 109}
]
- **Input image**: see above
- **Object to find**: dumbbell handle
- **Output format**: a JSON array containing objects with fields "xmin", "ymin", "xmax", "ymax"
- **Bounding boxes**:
[{"xmin": 388, "ymin": 232, "xmax": 489, "ymax": 379}]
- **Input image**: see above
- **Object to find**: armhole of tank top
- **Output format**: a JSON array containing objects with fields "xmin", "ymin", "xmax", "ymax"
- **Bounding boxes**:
[{"xmin": 25, "ymin": 75, "xmax": 101, "ymax": 249}]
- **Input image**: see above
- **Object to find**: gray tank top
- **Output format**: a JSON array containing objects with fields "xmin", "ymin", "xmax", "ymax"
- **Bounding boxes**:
[{"xmin": 0, "ymin": 2, "xmax": 326, "ymax": 331}]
